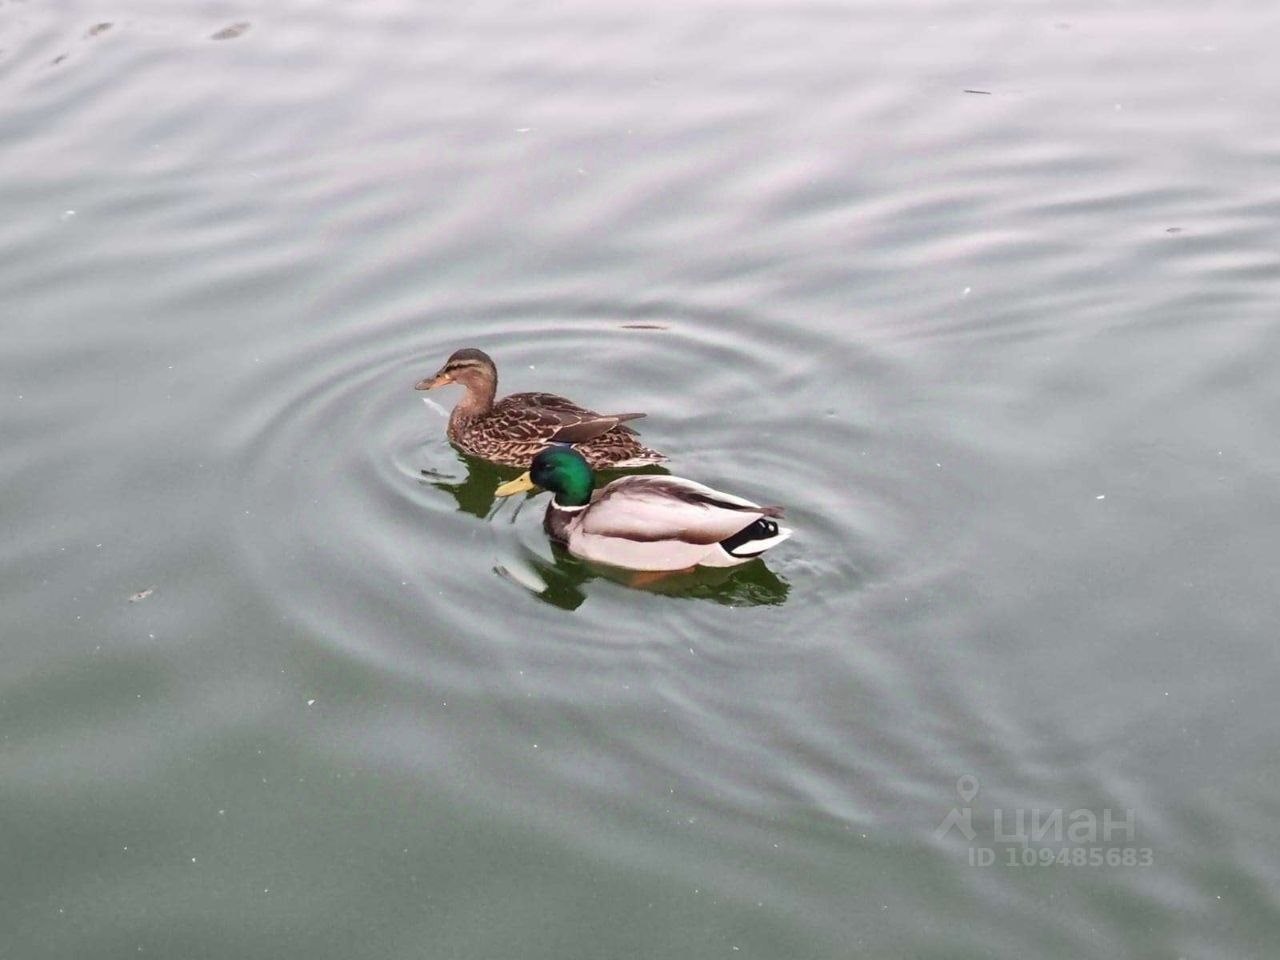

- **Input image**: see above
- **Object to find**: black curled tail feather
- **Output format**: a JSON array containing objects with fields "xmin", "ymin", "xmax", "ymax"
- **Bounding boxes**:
[{"xmin": 719, "ymin": 516, "xmax": 784, "ymax": 556}]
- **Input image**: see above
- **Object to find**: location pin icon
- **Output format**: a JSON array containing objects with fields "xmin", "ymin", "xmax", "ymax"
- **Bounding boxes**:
[{"xmin": 956, "ymin": 775, "xmax": 979, "ymax": 804}]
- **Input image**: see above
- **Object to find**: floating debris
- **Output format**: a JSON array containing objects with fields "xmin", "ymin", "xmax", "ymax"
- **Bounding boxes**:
[
  {"xmin": 1165, "ymin": 227, "xmax": 1183, "ymax": 234},
  {"xmin": 211, "ymin": 22, "xmax": 250, "ymax": 41},
  {"xmin": 620, "ymin": 322, "xmax": 669, "ymax": 330},
  {"xmin": 494, "ymin": 562, "xmax": 548, "ymax": 594},
  {"xmin": 963, "ymin": 89, "xmax": 992, "ymax": 95},
  {"xmin": 86, "ymin": 23, "xmax": 112, "ymax": 37},
  {"xmin": 129, "ymin": 587, "xmax": 155, "ymax": 603}
]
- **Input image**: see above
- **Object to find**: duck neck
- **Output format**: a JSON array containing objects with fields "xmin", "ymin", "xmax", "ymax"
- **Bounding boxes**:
[
  {"xmin": 449, "ymin": 376, "xmax": 497, "ymax": 432},
  {"xmin": 543, "ymin": 501, "xmax": 586, "ymax": 543}
]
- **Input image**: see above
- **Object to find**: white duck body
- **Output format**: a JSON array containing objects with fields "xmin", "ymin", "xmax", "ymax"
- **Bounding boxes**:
[{"xmin": 546, "ymin": 474, "xmax": 792, "ymax": 571}]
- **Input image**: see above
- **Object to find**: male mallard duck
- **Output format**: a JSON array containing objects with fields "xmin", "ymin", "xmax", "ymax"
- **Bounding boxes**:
[
  {"xmin": 415, "ymin": 348, "xmax": 666, "ymax": 469},
  {"xmin": 495, "ymin": 447, "xmax": 792, "ymax": 571}
]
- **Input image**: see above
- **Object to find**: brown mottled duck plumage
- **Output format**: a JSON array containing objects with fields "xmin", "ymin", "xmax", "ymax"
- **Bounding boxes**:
[{"xmin": 414, "ymin": 347, "xmax": 666, "ymax": 469}]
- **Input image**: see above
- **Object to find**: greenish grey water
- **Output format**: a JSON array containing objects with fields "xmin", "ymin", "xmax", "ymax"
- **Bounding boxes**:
[{"xmin": 4, "ymin": 0, "xmax": 1280, "ymax": 957}]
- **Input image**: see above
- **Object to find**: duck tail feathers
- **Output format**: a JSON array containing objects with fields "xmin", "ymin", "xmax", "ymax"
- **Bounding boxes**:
[{"xmin": 719, "ymin": 516, "xmax": 792, "ymax": 558}]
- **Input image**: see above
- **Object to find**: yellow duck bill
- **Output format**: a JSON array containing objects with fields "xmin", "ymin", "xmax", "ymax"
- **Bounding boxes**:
[{"xmin": 494, "ymin": 472, "xmax": 537, "ymax": 497}]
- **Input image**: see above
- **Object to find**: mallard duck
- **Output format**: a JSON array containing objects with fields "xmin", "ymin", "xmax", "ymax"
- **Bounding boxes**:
[
  {"xmin": 495, "ymin": 447, "xmax": 792, "ymax": 571},
  {"xmin": 415, "ymin": 348, "xmax": 666, "ymax": 469}
]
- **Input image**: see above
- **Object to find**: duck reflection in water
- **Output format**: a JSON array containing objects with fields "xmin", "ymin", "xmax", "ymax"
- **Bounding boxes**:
[
  {"xmin": 419, "ymin": 450, "xmax": 511, "ymax": 519},
  {"xmin": 420, "ymin": 448, "xmax": 669, "ymax": 520},
  {"xmin": 495, "ymin": 542, "xmax": 790, "ymax": 610}
]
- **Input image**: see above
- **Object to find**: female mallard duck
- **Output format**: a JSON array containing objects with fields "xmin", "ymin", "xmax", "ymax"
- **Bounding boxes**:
[
  {"xmin": 495, "ymin": 447, "xmax": 792, "ymax": 571},
  {"xmin": 415, "ymin": 348, "xmax": 666, "ymax": 469}
]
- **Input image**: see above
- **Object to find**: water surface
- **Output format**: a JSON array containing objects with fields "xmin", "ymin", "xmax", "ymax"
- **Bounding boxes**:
[{"xmin": 3, "ymin": 1, "xmax": 1280, "ymax": 957}]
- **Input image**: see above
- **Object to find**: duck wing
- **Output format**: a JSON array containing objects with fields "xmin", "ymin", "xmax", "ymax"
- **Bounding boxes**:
[
  {"xmin": 579, "ymin": 476, "xmax": 783, "ymax": 545},
  {"xmin": 496, "ymin": 392, "xmax": 646, "ymax": 445}
]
